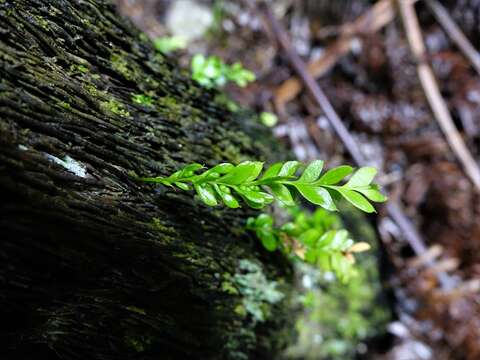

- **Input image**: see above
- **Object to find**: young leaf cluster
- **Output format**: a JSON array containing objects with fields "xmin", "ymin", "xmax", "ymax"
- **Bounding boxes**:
[
  {"xmin": 139, "ymin": 160, "xmax": 387, "ymax": 212},
  {"xmin": 191, "ymin": 54, "xmax": 256, "ymax": 88},
  {"xmin": 246, "ymin": 208, "xmax": 371, "ymax": 282}
]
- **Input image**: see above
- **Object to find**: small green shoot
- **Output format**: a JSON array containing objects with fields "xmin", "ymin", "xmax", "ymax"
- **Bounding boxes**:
[
  {"xmin": 191, "ymin": 54, "xmax": 256, "ymax": 88},
  {"xmin": 139, "ymin": 160, "xmax": 387, "ymax": 212},
  {"xmin": 153, "ymin": 36, "xmax": 187, "ymax": 54}
]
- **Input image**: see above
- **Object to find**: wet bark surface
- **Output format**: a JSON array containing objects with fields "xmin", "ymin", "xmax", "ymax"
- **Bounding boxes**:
[{"xmin": 0, "ymin": 1, "xmax": 291, "ymax": 359}]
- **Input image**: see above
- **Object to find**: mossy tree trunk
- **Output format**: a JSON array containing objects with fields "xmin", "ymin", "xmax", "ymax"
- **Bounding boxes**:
[{"xmin": 0, "ymin": 1, "xmax": 292, "ymax": 359}]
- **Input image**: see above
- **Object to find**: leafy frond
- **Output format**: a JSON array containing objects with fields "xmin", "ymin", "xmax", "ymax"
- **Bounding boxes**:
[
  {"xmin": 140, "ymin": 160, "xmax": 387, "ymax": 212},
  {"xmin": 191, "ymin": 55, "xmax": 256, "ymax": 88}
]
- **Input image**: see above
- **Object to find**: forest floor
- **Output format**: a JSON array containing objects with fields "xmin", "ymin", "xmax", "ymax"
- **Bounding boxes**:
[{"xmin": 116, "ymin": 0, "xmax": 480, "ymax": 359}]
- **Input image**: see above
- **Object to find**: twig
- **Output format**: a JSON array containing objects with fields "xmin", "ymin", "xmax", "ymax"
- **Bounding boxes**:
[
  {"xmin": 397, "ymin": 0, "xmax": 480, "ymax": 191},
  {"xmin": 259, "ymin": 4, "xmax": 433, "ymax": 263},
  {"xmin": 274, "ymin": 0, "xmax": 418, "ymax": 109},
  {"xmin": 425, "ymin": 0, "xmax": 480, "ymax": 76}
]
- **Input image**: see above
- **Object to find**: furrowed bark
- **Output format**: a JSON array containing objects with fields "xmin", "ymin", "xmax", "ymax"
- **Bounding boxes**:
[{"xmin": 0, "ymin": 1, "xmax": 291, "ymax": 359}]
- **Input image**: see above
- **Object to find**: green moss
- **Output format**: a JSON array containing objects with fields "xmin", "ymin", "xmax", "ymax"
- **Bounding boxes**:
[
  {"xmin": 151, "ymin": 217, "xmax": 176, "ymax": 237},
  {"xmin": 70, "ymin": 64, "xmax": 89, "ymax": 74},
  {"xmin": 110, "ymin": 51, "xmax": 142, "ymax": 82},
  {"xmin": 212, "ymin": 143, "xmax": 243, "ymax": 163},
  {"xmin": 100, "ymin": 98, "xmax": 130, "ymax": 117},
  {"xmin": 84, "ymin": 83, "xmax": 99, "ymax": 97},
  {"xmin": 215, "ymin": 93, "xmax": 240, "ymax": 113},
  {"xmin": 157, "ymin": 96, "xmax": 186, "ymax": 122},
  {"xmin": 234, "ymin": 304, "xmax": 247, "ymax": 318},
  {"xmin": 132, "ymin": 93, "xmax": 153, "ymax": 106},
  {"xmin": 34, "ymin": 15, "xmax": 49, "ymax": 30}
]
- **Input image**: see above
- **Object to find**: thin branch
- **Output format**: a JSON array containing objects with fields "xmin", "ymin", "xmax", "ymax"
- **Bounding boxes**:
[
  {"xmin": 397, "ymin": 0, "xmax": 480, "ymax": 191},
  {"xmin": 425, "ymin": 0, "xmax": 480, "ymax": 76}
]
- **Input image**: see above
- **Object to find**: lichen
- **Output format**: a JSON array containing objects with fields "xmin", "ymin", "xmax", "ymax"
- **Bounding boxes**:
[
  {"xmin": 45, "ymin": 154, "xmax": 87, "ymax": 178},
  {"xmin": 231, "ymin": 259, "xmax": 284, "ymax": 323}
]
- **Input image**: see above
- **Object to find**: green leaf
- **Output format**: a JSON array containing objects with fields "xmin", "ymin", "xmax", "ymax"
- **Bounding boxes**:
[
  {"xmin": 295, "ymin": 184, "xmax": 337, "ymax": 211},
  {"xmin": 174, "ymin": 182, "xmax": 190, "ymax": 191},
  {"xmin": 242, "ymin": 190, "xmax": 274, "ymax": 205},
  {"xmin": 269, "ymin": 184, "xmax": 295, "ymax": 206},
  {"xmin": 316, "ymin": 231, "xmax": 336, "ymax": 249},
  {"xmin": 179, "ymin": 163, "xmax": 203, "ymax": 177},
  {"xmin": 192, "ymin": 54, "xmax": 206, "ymax": 70},
  {"xmin": 213, "ymin": 184, "xmax": 240, "ymax": 208},
  {"xmin": 356, "ymin": 186, "xmax": 388, "ymax": 202},
  {"xmin": 260, "ymin": 112, "xmax": 278, "ymax": 127},
  {"xmin": 346, "ymin": 167, "xmax": 377, "ymax": 187},
  {"xmin": 246, "ymin": 217, "xmax": 256, "ymax": 229},
  {"xmin": 243, "ymin": 198, "xmax": 266, "ymax": 209},
  {"xmin": 331, "ymin": 253, "xmax": 349, "ymax": 280},
  {"xmin": 298, "ymin": 160, "xmax": 324, "ymax": 183},
  {"xmin": 258, "ymin": 229, "xmax": 277, "ymax": 251},
  {"xmin": 278, "ymin": 161, "xmax": 300, "ymax": 177},
  {"xmin": 255, "ymin": 213, "xmax": 273, "ymax": 227},
  {"xmin": 298, "ymin": 228, "xmax": 321, "ymax": 246},
  {"xmin": 166, "ymin": 170, "xmax": 182, "ymax": 181},
  {"xmin": 280, "ymin": 222, "xmax": 297, "ymax": 235},
  {"xmin": 221, "ymin": 192, "xmax": 240, "ymax": 208},
  {"xmin": 219, "ymin": 161, "xmax": 262, "ymax": 185},
  {"xmin": 207, "ymin": 163, "xmax": 235, "ymax": 174},
  {"xmin": 304, "ymin": 249, "xmax": 317, "ymax": 264},
  {"xmin": 329, "ymin": 230, "xmax": 349, "ymax": 250},
  {"xmin": 318, "ymin": 165, "xmax": 353, "ymax": 185},
  {"xmin": 337, "ymin": 188, "xmax": 375, "ymax": 213},
  {"xmin": 260, "ymin": 162, "xmax": 283, "ymax": 180},
  {"xmin": 194, "ymin": 184, "xmax": 218, "ymax": 206},
  {"xmin": 317, "ymin": 251, "xmax": 331, "ymax": 271},
  {"xmin": 245, "ymin": 162, "xmax": 264, "ymax": 182}
]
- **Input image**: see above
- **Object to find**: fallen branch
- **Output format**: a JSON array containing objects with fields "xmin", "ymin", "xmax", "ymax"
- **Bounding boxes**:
[
  {"xmin": 397, "ymin": 0, "xmax": 480, "ymax": 191},
  {"xmin": 425, "ymin": 0, "xmax": 480, "ymax": 76}
]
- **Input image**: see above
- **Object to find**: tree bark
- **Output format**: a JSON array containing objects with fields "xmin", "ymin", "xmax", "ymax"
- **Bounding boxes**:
[{"xmin": 0, "ymin": 1, "xmax": 291, "ymax": 359}]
